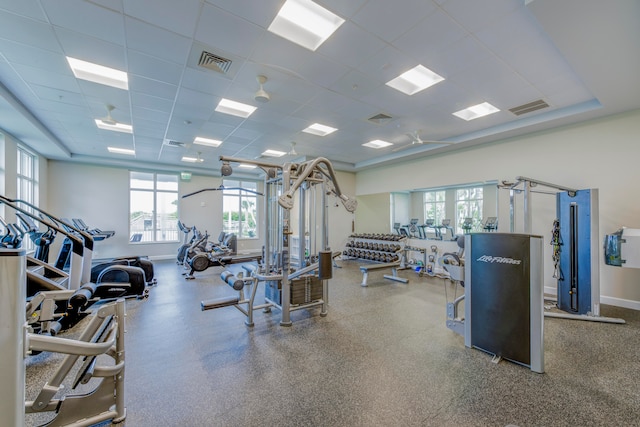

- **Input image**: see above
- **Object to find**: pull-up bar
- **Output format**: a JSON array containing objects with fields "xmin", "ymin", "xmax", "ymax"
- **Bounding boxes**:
[{"xmin": 500, "ymin": 176, "xmax": 578, "ymax": 233}]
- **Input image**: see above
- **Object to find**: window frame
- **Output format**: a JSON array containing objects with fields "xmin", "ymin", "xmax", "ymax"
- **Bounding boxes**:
[
  {"xmin": 17, "ymin": 145, "xmax": 38, "ymax": 207},
  {"xmin": 455, "ymin": 187, "xmax": 483, "ymax": 234},
  {"xmin": 222, "ymin": 179, "xmax": 259, "ymax": 240},
  {"xmin": 423, "ymin": 190, "xmax": 446, "ymax": 226},
  {"xmin": 129, "ymin": 171, "xmax": 179, "ymax": 244}
]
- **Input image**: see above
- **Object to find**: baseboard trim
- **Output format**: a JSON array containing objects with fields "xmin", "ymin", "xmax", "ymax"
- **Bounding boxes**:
[
  {"xmin": 544, "ymin": 286, "xmax": 639, "ymax": 311},
  {"xmin": 600, "ymin": 295, "xmax": 640, "ymax": 311}
]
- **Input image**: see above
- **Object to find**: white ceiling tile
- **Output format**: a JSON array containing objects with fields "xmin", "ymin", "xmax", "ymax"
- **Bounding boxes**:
[
  {"xmin": 230, "ymin": 127, "xmax": 262, "ymax": 141},
  {"xmin": 124, "ymin": 0, "xmax": 202, "ymax": 38},
  {"xmin": 130, "ymin": 92, "xmax": 174, "ymax": 114},
  {"xmin": 0, "ymin": 12, "xmax": 60, "ymax": 52},
  {"xmin": 317, "ymin": 21, "xmax": 387, "ymax": 69},
  {"xmin": 448, "ymin": 56, "xmax": 528, "ymax": 99},
  {"xmin": 316, "ymin": 0, "xmax": 369, "ymax": 19},
  {"xmin": 55, "ymin": 28, "xmax": 127, "ymax": 70},
  {"xmin": 195, "ymin": 3, "xmax": 264, "ymax": 58},
  {"xmin": 85, "ymin": 0, "xmax": 123, "ymax": 13},
  {"xmin": 203, "ymin": 0, "xmax": 282, "ymax": 28},
  {"xmin": 355, "ymin": 45, "xmax": 417, "ymax": 85},
  {"xmin": 128, "ymin": 75, "xmax": 178, "ymax": 101},
  {"xmin": 276, "ymin": 115, "xmax": 312, "ymax": 132},
  {"xmin": 132, "ymin": 119, "xmax": 167, "ymax": 138},
  {"xmin": 173, "ymin": 103, "xmax": 214, "ymax": 122},
  {"xmin": 327, "ymin": 69, "xmax": 382, "ymax": 102},
  {"xmin": 431, "ymin": 35, "xmax": 492, "ymax": 77},
  {"xmin": 127, "ymin": 50, "xmax": 184, "ymax": 86},
  {"xmin": 181, "ymin": 67, "xmax": 231, "ymax": 97},
  {"xmin": 12, "ymin": 63, "xmax": 80, "ymax": 93},
  {"xmin": 133, "ymin": 106, "xmax": 170, "ymax": 124},
  {"xmin": 199, "ymin": 121, "xmax": 237, "ymax": 136},
  {"xmin": 392, "ymin": 8, "xmax": 466, "ymax": 63},
  {"xmin": 333, "ymin": 100, "xmax": 382, "ymax": 122},
  {"xmin": 40, "ymin": 0, "xmax": 125, "ymax": 46},
  {"xmin": 249, "ymin": 97, "xmax": 302, "ymax": 117},
  {"xmin": 76, "ymin": 80, "xmax": 130, "ymax": 106},
  {"xmin": 0, "ymin": 39, "xmax": 71, "ymax": 75},
  {"xmin": 0, "ymin": 0, "xmax": 48, "ymax": 21},
  {"xmin": 288, "ymin": 55, "xmax": 350, "ymax": 89},
  {"xmin": 124, "ymin": 17, "xmax": 192, "ymax": 65},
  {"xmin": 352, "ymin": 0, "xmax": 437, "ymax": 43},
  {"xmin": 473, "ymin": 9, "xmax": 544, "ymax": 59},
  {"xmin": 29, "ymin": 84, "xmax": 85, "ymax": 105},
  {"xmin": 175, "ymin": 87, "xmax": 218, "ymax": 110},
  {"xmin": 442, "ymin": 0, "xmax": 521, "ymax": 34}
]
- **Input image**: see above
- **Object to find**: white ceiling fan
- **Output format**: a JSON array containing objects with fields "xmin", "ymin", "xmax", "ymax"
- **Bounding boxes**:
[
  {"xmin": 287, "ymin": 141, "xmax": 298, "ymax": 156},
  {"xmin": 392, "ymin": 130, "xmax": 455, "ymax": 152},
  {"xmin": 97, "ymin": 104, "xmax": 118, "ymax": 125}
]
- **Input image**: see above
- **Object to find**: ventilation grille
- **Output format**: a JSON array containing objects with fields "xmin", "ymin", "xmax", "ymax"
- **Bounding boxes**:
[
  {"xmin": 367, "ymin": 113, "xmax": 393, "ymax": 124},
  {"xmin": 198, "ymin": 51, "xmax": 232, "ymax": 74},
  {"xmin": 509, "ymin": 99, "xmax": 549, "ymax": 116},
  {"xmin": 163, "ymin": 139, "xmax": 185, "ymax": 148}
]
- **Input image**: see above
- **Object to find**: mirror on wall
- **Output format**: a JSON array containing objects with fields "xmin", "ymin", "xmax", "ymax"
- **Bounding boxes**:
[{"xmin": 357, "ymin": 181, "xmax": 499, "ymax": 241}]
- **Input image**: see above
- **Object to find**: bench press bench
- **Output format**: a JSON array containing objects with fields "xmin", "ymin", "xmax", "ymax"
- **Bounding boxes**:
[{"xmin": 359, "ymin": 262, "xmax": 409, "ymax": 287}]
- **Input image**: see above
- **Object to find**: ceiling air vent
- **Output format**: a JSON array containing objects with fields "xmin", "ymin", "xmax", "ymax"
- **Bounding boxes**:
[
  {"xmin": 198, "ymin": 51, "xmax": 232, "ymax": 74},
  {"xmin": 509, "ymin": 99, "xmax": 550, "ymax": 116},
  {"xmin": 367, "ymin": 113, "xmax": 393, "ymax": 124},
  {"xmin": 163, "ymin": 139, "xmax": 185, "ymax": 148}
]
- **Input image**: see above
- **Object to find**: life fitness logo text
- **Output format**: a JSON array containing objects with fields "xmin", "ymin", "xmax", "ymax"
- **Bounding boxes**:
[{"xmin": 476, "ymin": 255, "xmax": 522, "ymax": 265}]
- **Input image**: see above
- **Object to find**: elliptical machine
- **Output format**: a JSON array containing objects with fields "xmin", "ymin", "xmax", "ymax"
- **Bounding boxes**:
[{"xmin": 0, "ymin": 196, "xmax": 149, "ymax": 334}]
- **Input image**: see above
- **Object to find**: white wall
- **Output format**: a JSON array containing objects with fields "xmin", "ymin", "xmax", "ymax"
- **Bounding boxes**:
[
  {"xmin": 355, "ymin": 193, "xmax": 390, "ymax": 234},
  {"xmin": 356, "ymin": 109, "xmax": 640, "ymax": 309}
]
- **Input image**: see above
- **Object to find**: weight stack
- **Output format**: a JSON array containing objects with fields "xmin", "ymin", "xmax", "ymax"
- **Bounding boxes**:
[{"xmin": 265, "ymin": 276, "xmax": 323, "ymax": 305}]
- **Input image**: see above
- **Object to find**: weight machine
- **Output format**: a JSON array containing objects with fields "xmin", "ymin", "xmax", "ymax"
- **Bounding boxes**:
[
  {"xmin": 502, "ymin": 176, "xmax": 623, "ymax": 324},
  {"xmin": 201, "ymin": 156, "xmax": 357, "ymax": 326},
  {"xmin": 1, "ymin": 249, "xmax": 127, "ymax": 426}
]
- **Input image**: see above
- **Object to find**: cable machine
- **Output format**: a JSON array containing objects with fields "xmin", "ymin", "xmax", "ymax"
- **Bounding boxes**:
[
  {"xmin": 501, "ymin": 176, "xmax": 623, "ymax": 324},
  {"xmin": 201, "ymin": 156, "xmax": 357, "ymax": 326}
]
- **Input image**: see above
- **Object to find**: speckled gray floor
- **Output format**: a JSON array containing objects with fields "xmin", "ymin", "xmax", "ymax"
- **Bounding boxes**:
[{"xmin": 26, "ymin": 259, "xmax": 640, "ymax": 426}]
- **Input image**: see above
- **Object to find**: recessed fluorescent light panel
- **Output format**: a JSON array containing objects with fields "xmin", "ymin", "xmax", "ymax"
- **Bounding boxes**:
[
  {"xmin": 66, "ymin": 57, "xmax": 128, "ymax": 90},
  {"xmin": 238, "ymin": 164, "xmax": 257, "ymax": 169},
  {"xmin": 181, "ymin": 156, "xmax": 203, "ymax": 163},
  {"xmin": 268, "ymin": 0, "xmax": 345, "ymax": 51},
  {"xmin": 386, "ymin": 65, "xmax": 444, "ymax": 96},
  {"xmin": 362, "ymin": 140, "xmax": 392, "ymax": 149},
  {"xmin": 453, "ymin": 102, "xmax": 500, "ymax": 121},
  {"xmin": 194, "ymin": 137, "xmax": 222, "ymax": 147},
  {"xmin": 303, "ymin": 123, "xmax": 338, "ymax": 136},
  {"xmin": 215, "ymin": 98, "xmax": 257, "ymax": 118},
  {"xmin": 261, "ymin": 149, "xmax": 287, "ymax": 157},
  {"xmin": 95, "ymin": 119, "xmax": 133, "ymax": 134},
  {"xmin": 107, "ymin": 147, "xmax": 135, "ymax": 155}
]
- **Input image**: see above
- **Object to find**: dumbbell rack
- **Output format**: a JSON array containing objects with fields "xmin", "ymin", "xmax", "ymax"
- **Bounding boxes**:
[{"xmin": 343, "ymin": 233, "xmax": 405, "ymax": 264}]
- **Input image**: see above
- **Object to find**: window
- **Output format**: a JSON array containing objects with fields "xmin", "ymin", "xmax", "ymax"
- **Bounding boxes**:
[
  {"xmin": 424, "ymin": 190, "xmax": 446, "ymax": 226},
  {"xmin": 17, "ymin": 146, "xmax": 37, "ymax": 208},
  {"xmin": 455, "ymin": 187, "xmax": 483, "ymax": 234},
  {"xmin": 129, "ymin": 172, "xmax": 178, "ymax": 243},
  {"xmin": 17, "ymin": 146, "xmax": 38, "ymax": 250},
  {"xmin": 222, "ymin": 180, "xmax": 258, "ymax": 239}
]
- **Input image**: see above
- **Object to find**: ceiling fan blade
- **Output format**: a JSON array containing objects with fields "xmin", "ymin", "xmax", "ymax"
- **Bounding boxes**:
[
  {"xmin": 421, "ymin": 140, "xmax": 456, "ymax": 145},
  {"xmin": 392, "ymin": 144, "xmax": 414, "ymax": 152},
  {"xmin": 391, "ymin": 140, "xmax": 454, "ymax": 152}
]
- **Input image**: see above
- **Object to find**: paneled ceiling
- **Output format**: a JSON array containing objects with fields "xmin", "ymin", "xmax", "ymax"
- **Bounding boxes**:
[{"xmin": 0, "ymin": 0, "xmax": 638, "ymax": 174}]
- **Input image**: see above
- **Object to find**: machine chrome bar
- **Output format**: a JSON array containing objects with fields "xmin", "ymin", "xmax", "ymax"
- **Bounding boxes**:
[{"xmin": 513, "ymin": 176, "xmax": 578, "ymax": 196}]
